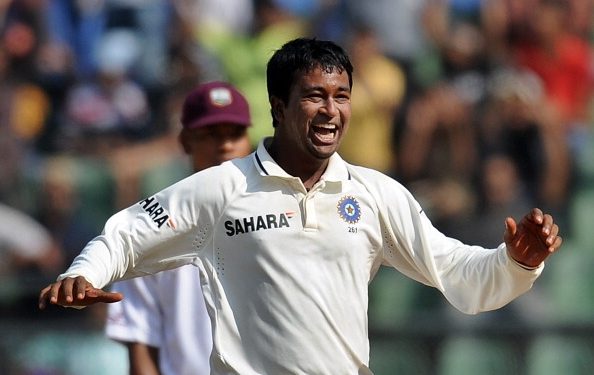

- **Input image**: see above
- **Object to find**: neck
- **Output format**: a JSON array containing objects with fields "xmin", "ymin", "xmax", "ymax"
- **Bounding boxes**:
[{"xmin": 267, "ymin": 139, "xmax": 328, "ymax": 190}]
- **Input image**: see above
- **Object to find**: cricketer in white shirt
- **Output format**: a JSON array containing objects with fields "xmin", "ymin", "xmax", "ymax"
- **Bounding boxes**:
[{"xmin": 58, "ymin": 137, "xmax": 542, "ymax": 374}]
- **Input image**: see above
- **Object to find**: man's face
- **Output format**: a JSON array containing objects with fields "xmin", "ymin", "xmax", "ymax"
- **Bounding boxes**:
[
  {"xmin": 180, "ymin": 123, "xmax": 252, "ymax": 172},
  {"xmin": 275, "ymin": 66, "xmax": 351, "ymax": 161}
]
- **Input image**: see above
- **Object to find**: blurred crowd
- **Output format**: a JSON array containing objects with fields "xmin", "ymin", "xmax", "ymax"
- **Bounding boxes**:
[{"xmin": 0, "ymin": 0, "xmax": 593, "ymax": 373}]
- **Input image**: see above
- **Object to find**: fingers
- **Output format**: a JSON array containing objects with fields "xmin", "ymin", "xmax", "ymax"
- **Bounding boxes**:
[
  {"xmin": 55, "ymin": 277, "xmax": 83, "ymax": 304},
  {"xmin": 522, "ymin": 208, "xmax": 556, "ymax": 239},
  {"xmin": 74, "ymin": 276, "xmax": 88, "ymax": 300},
  {"xmin": 38, "ymin": 285, "xmax": 51, "ymax": 310},
  {"xmin": 545, "ymin": 220, "xmax": 560, "ymax": 248},
  {"xmin": 39, "ymin": 281, "xmax": 65, "ymax": 309},
  {"xmin": 526, "ymin": 209, "xmax": 558, "ymax": 241},
  {"xmin": 503, "ymin": 217, "xmax": 517, "ymax": 244},
  {"xmin": 543, "ymin": 221, "xmax": 562, "ymax": 253},
  {"xmin": 550, "ymin": 235, "xmax": 563, "ymax": 253},
  {"xmin": 39, "ymin": 277, "xmax": 123, "ymax": 310},
  {"xmin": 97, "ymin": 291, "xmax": 124, "ymax": 303},
  {"xmin": 38, "ymin": 276, "xmax": 91, "ymax": 309},
  {"xmin": 62, "ymin": 277, "xmax": 76, "ymax": 303},
  {"xmin": 532, "ymin": 212, "xmax": 558, "ymax": 248},
  {"xmin": 527, "ymin": 207, "xmax": 543, "ymax": 225},
  {"xmin": 84, "ymin": 287, "xmax": 124, "ymax": 302},
  {"xmin": 48, "ymin": 278, "xmax": 69, "ymax": 304},
  {"xmin": 507, "ymin": 208, "xmax": 563, "ymax": 267}
]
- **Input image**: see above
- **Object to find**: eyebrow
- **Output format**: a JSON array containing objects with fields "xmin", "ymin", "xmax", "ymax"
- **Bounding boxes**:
[{"xmin": 302, "ymin": 84, "xmax": 351, "ymax": 93}]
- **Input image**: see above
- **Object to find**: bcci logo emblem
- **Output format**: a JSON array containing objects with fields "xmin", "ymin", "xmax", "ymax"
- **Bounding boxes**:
[{"xmin": 337, "ymin": 196, "xmax": 361, "ymax": 224}]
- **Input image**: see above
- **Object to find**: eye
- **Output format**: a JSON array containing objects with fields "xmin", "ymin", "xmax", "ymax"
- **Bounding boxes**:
[
  {"xmin": 305, "ymin": 93, "xmax": 324, "ymax": 102},
  {"xmin": 335, "ymin": 93, "xmax": 351, "ymax": 103}
]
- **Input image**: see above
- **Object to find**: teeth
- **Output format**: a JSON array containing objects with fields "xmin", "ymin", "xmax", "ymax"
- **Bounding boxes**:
[
  {"xmin": 314, "ymin": 124, "xmax": 336, "ymax": 130},
  {"xmin": 312, "ymin": 123, "xmax": 337, "ymax": 143}
]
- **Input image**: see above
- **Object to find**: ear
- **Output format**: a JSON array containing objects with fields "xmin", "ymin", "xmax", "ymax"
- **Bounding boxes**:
[
  {"xmin": 270, "ymin": 96, "xmax": 285, "ymax": 124},
  {"xmin": 179, "ymin": 130, "xmax": 191, "ymax": 154}
]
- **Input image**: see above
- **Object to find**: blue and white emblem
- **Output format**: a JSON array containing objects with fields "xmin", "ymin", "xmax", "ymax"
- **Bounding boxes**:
[{"xmin": 337, "ymin": 196, "xmax": 361, "ymax": 224}]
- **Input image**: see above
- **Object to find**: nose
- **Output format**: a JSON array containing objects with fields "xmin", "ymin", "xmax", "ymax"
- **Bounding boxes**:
[
  {"xmin": 217, "ymin": 135, "xmax": 235, "ymax": 151},
  {"xmin": 321, "ymin": 98, "xmax": 339, "ymax": 117}
]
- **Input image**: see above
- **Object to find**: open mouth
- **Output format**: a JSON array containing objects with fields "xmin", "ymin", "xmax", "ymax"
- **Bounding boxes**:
[{"xmin": 311, "ymin": 123, "xmax": 338, "ymax": 144}]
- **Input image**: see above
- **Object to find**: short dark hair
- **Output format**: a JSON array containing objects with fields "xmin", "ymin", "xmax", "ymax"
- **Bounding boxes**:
[{"xmin": 266, "ymin": 38, "xmax": 354, "ymax": 126}]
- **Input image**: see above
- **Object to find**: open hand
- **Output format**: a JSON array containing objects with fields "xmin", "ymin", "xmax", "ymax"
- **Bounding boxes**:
[{"xmin": 39, "ymin": 276, "xmax": 123, "ymax": 309}]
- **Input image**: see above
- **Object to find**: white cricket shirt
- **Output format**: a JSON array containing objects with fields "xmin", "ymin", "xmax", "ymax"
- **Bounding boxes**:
[
  {"xmin": 105, "ymin": 265, "xmax": 212, "ymax": 375},
  {"xmin": 61, "ymin": 137, "xmax": 542, "ymax": 375}
]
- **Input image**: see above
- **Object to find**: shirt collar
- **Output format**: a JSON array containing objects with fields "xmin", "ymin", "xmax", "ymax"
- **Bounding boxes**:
[{"xmin": 253, "ymin": 137, "xmax": 351, "ymax": 183}]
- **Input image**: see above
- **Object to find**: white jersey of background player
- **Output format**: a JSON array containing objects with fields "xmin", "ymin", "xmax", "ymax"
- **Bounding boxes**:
[{"xmin": 105, "ymin": 81, "xmax": 252, "ymax": 375}]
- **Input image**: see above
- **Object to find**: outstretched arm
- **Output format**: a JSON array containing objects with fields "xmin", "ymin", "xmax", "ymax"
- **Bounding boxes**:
[
  {"xmin": 38, "ymin": 276, "xmax": 123, "ymax": 309},
  {"xmin": 504, "ymin": 208, "xmax": 562, "ymax": 269}
]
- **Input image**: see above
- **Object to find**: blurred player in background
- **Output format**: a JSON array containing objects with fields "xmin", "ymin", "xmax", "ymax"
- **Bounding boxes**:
[
  {"xmin": 104, "ymin": 81, "xmax": 252, "ymax": 375},
  {"xmin": 0, "ymin": 202, "xmax": 63, "ymax": 276},
  {"xmin": 39, "ymin": 38, "xmax": 562, "ymax": 374}
]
